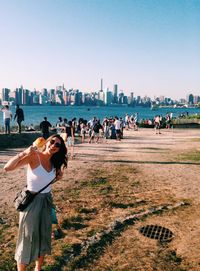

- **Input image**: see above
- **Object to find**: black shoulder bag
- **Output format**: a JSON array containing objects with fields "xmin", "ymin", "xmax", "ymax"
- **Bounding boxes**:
[{"xmin": 14, "ymin": 178, "xmax": 56, "ymax": 212}]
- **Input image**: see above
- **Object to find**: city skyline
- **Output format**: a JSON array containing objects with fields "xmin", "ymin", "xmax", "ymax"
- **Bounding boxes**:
[
  {"xmin": 0, "ymin": 78, "xmax": 200, "ymax": 100},
  {"xmin": 0, "ymin": 0, "xmax": 199, "ymax": 99},
  {"xmin": 2, "ymin": 84, "xmax": 199, "ymax": 108}
]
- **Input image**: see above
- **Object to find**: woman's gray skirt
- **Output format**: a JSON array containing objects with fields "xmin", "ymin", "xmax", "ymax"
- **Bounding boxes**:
[{"xmin": 15, "ymin": 192, "xmax": 53, "ymax": 264}]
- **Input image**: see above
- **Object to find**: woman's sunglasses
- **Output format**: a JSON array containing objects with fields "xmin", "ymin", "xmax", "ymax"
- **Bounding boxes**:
[{"xmin": 50, "ymin": 139, "xmax": 61, "ymax": 148}]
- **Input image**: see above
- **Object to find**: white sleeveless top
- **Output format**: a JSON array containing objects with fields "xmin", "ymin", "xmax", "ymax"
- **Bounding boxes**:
[{"xmin": 27, "ymin": 152, "xmax": 56, "ymax": 193}]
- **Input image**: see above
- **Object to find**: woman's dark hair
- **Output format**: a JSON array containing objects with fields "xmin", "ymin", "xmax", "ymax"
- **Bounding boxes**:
[{"xmin": 46, "ymin": 134, "xmax": 67, "ymax": 171}]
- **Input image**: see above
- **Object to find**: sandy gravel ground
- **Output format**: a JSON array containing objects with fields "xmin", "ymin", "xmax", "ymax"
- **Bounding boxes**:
[{"xmin": 0, "ymin": 128, "xmax": 200, "ymax": 270}]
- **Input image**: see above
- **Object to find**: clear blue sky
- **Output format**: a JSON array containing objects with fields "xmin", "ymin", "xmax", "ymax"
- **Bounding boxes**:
[{"xmin": 0, "ymin": 0, "xmax": 199, "ymax": 99}]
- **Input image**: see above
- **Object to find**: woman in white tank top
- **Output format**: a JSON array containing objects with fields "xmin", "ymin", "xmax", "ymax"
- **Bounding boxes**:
[{"xmin": 4, "ymin": 134, "xmax": 67, "ymax": 271}]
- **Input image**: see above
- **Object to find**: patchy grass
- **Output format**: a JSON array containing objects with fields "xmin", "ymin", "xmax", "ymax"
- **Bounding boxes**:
[
  {"xmin": 0, "ymin": 163, "xmax": 143, "ymax": 269},
  {"xmin": 61, "ymin": 215, "xmax": 87, "ymax": 230},
  {"xmin": 77, "ymin": 207, "xmax": 98, "ymax": 214},
  {"xmin": 165, "ymin": 250, "xmax": 182, "ymax": 264},
  {"xmin": 0, "ymin": 220, "xmax": 18, "ymax": 270},
  {"xmin": 191, "ymin": 138, "xmax": 200, "ymax": 142},
  {"xmin": 0, "ymin": 132, "xmax": 41, "ymax": 149},
  {"xmin": 0, "ymin": 161, "xmax": 193, "ymax": 270},
  {"xmin": 179, "ymin": 150, "xmax": 200, "ymax": 162},
  {"xmin": 152, "ymin": 248, "xmax": 186, "ymax": 271},
  {"xmin": 90, "ymin": 177, "xmax": 108, "ymax": 187},
  {"xmin": 109, "ymin": 200, "xmax": 146, "ymax": 209},
  {"xmin": 100, "ymin": 185, "xmax": 113, "ymax": 195}
]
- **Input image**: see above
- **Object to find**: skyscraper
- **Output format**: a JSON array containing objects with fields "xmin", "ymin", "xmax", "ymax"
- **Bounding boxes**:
[
  {"xmin": 99, "ymin": 90, "xmax": 104, "ymax": 103},
  {"xmin": 1, "ymin": 88, "xmax": 10, "ymax": 103},
  {"xmin": 15, "ymin": 87, "xmax": 23, "ymax": 105},
  {"xmin": 113, "ymin": 84, "xmax": 118, "ymax": 103},
  {"xmin": 104, "ymin": 88, "xmax": 113, "ymax": 105},
  {"xmin": 187, "ymin": 93, "xmax": 194, "ymax": 104},
  {"xmin": 22, "ymin": 89, "xmax": 30, "ymax": 105},
  {"xmin": 100, "ymin": 78, "xmax": 103, "ymax": 91}
]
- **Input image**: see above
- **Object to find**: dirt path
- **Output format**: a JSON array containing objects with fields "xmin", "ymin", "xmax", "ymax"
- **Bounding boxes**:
[
  {"xmin": 72, "ymin": 128, "xmax": 200, "ymax": 270},
  {"xmin": 75, "ymin": 128, "xmax": 200, "ymax": 202}
]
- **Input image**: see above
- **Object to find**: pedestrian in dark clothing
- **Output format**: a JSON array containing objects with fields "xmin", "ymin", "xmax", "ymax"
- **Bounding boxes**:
[
  {"xmin": 14, "ymin": 105, "xmax": 24, "ymax": 134},
  {"xmin": 40, "ymin": 117, "xmax": 52, "ymax": 139}
]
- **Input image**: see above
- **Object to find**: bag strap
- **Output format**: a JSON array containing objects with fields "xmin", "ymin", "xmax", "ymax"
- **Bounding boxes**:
[{"xmin": 35, "ymin": 177, "xmax": 56, "ymax": 195}]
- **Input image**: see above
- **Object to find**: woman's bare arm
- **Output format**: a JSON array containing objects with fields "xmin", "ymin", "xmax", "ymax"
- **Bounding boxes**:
[{"xmin": 4, "ymin": 146, "xmax": 36, "ymax": 172}]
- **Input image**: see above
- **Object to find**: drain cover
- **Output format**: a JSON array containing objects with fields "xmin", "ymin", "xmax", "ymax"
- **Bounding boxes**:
[{"xmin": 139, "ymin": 225, "xmax": 174, "ymax": 242}]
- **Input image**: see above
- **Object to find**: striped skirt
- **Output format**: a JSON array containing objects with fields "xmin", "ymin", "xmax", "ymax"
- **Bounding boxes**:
[{"xmin": 15, "ymin": 193, "xmax": 53, "ymax": 264}]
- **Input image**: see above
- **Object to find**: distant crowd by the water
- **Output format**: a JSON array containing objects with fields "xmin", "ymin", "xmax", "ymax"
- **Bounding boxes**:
[
  {"xmin": 48, "ymin": 112, "xmax": 174, "ymax": 144},
  {"xmin": 25, "ymin": 112, "xmax": 175, "ymax": 146},
  {"xmin": 1, "ymin": 104, "xmax": 200, "ymax": 143},
  {"xmin": 1, "ymin": 104, "xmax": 200, "ymax": 129}
]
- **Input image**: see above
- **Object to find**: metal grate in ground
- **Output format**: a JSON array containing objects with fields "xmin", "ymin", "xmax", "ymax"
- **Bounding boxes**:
[{"xmin": 139, "ymin": 225, "xmax": 174, "ymax": 242}]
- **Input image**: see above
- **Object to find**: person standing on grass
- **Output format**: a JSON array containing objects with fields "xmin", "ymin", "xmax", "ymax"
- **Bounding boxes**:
[
  {"xmin": 39, "ymin": 117, "xmax": 52, "ymax": 139},
  {"xmin": 14, "ymin": 105, "xmax": 24, "ymax": 134},
  {"xmin": 1, "ymin": 105, "xmax": 12, "ymax": 134},
  {"xmin": 4, "ymin": 134, "xmax": 67, "ymax": 271}
]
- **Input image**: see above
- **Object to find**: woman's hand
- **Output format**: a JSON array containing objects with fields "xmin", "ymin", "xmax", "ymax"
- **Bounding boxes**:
[{"xmin": 23, "ymin": 145, "xmax": 37, "ymax": 156}]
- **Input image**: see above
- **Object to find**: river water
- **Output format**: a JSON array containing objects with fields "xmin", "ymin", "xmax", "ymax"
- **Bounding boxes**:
[{"xmin": 1, "ymin": 105, "xmax": 200, "ymax": 126}]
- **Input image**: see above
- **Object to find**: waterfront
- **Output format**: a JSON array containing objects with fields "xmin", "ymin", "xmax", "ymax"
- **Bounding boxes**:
[{"xmin": 1, "ymin": 105, "xmax": 200, "ymax": 126}]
